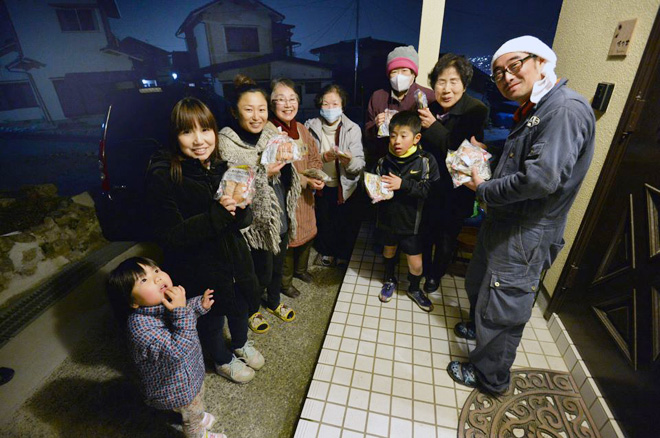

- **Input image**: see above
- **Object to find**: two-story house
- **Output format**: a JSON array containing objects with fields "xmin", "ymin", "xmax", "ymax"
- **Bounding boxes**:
[
  {"xmin": 176, "ymin": 0, "xmax": 333, "ymax": 115},
  {"xmin": 0, "ymin": 0, "xmax": 136, "ymax": 123}
]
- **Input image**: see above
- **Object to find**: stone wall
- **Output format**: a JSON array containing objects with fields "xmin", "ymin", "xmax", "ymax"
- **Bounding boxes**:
[{"xmin": 0, "ymin": 185, "xmax": 107, "ymax": 307}]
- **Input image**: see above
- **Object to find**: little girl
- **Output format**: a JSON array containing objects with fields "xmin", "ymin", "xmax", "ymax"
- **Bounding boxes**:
[
  {"xmin": 107, "ymin": 257, "xmax": 225, "ymax": 438},
  {"xmin": 145, "ymin": 97, "xmax": 263, "ymax": 384}
]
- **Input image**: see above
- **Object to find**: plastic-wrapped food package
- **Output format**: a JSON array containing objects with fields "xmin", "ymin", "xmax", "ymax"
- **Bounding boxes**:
[
  {"xmin": 377, "ymin": 109, "xmax": 398, "ymax": 138},
  {"xmin": 302, "ymin": 168, "xmax": 332, "ymax": 182},
  {"xmin": 260, "ymin": 134, "xmax": 302, "ymax": 165},
  {"xmin": 445, "ymin": 139, "xmax": 492, "ymax": 188},
  {"xmin": 214, "ymin": 165, "xmax": 256, "ymax": 208},
  {"xmin": 334, "ymin": 145, "xmax": 351, "ymax": 160},
  {"xmin": 414, "ymin": 89, "xmax": 428, "ymax": 109},
  {"xmin": 364, "ymin": 172, "xmax": 394, "ymax": 203}
]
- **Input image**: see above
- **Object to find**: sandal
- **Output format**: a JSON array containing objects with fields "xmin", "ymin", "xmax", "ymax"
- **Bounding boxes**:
[
  {"xmin": 248, "ymin": 312, "xmax": 270, "ymax": 334},
  {"xmin": 447, "ymin": 361, "xmax": 478, "ymax": 389},
  {"xmin": 267, "ymin": 303, "xmax": 296, "ymax": 322}
]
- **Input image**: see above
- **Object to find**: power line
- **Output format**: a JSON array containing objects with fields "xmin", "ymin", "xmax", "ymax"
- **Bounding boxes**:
[{"xmin": 298, "ymin": 0, "xmax": 353, "ymax": 48}]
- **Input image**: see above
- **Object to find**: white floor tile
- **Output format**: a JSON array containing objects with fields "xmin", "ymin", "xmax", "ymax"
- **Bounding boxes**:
[
  {"xmin": 435, "ymin": 405, "xmax": 458, "ymax": 428},
  {"xmin": 369, "ymin": 392, "xmax": 391, "ymax": 415},
  {"xmin": 348, "ymin": 388, "xmax": 370, "ymax": 409},
  {"xmin": 394, "ymin": 346, "xmax": 413, "ymax": 363},
  {"xmin": 413, "ymin": 400, "xmax": 436, "ymax": 424},
  {"xmin": 371, "ymin": 374, "xmax": 392, "ymax": 395},
  {"xmin": 434, "ymin": 385, "xmax": 457, "ymax": 408},
  {"xmin": 414, "ymin": 422, "xmax": 437, "ymax": 438},
  {"xmin": 389, "ymin": 417, "xmax": 413, "ymax": 438},
  {"xmin": 392, "ymin": 378, "xmax": 413, "ymax": 398},
  {"xmin": 391, "ymin": 396, "xmax": 413, "ymax": 419},
  {"xmin": 327, "ymin": 383, "xmax": 350, "ymax": 405},
  {"xmin": 332, "ymin": 367, "xmax": 353, "ymax": 386},
  {"xmin": 318, "ymin": 423, "xmax": 342, "ymax": 438},
  {"xmin": 455, "ymin": 389, "xmax": 472, "ymax": 409},
  {"xmin": 355, "ymin": 355, "xmax": 375, "ymax": 373},
  {"xmin": 344, "ymin": 407, "xmax": 368, "ymax": 432},
  {"xmin": 294, "ymin": 419, "xmax": 319, "ymax": 438},
  {"xmin": 308, "ymin": 380, "xmax": 330, "ymax": 401},
  {"xmin": 366, "ymin": 412, "xmax": 390, "ymax": 437},
  {"xmin": 413, "ymin": 381, "xmax": 435, "ymax": 403},
  {"xmin": 301, "ymin": 398, "xmax": 325, "ymax": 421},
  {"xmin": 373, "ymin": 358, "xmax": 393, "ymax": 376},
  {"xmin": 323, "ymin": 402, "xmax": 347, "ymax": 426}
]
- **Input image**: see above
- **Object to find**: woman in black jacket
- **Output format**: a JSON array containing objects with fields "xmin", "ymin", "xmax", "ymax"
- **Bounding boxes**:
[
  {"xmin": 145, "ymin": 97, "xmax": 263, "ymax": 384},
  {"xmin": 418, "ymin": 54, "xmax": 489, "ymax": 293}
]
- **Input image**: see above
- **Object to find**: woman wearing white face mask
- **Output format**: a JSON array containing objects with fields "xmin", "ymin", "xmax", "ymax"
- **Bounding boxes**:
[
  {"xmin": 364, "ymin": 45, "xmax": 434, "ymax": 165},
  {"xmin": 305, "ymin": 84, "xmax": 365, "ymax": 267}
]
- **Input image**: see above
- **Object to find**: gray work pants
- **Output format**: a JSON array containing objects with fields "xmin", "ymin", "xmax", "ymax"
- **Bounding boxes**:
[{"xmin": 465, "ymin": 218, "xmax": 564, "ymax": 393}]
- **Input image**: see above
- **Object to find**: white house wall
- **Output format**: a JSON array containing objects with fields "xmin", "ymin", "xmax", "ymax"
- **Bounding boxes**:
[
  {"xmin": 197, "ymin": 3, "xmax": 273, "ymax": 65},
  {"xmin": 194, "ymin": 24, "xmax": 212, "ymax": 69},
  {"xmin": 4, "ymin": 0, "xmax": 133, "ymax": 121}
]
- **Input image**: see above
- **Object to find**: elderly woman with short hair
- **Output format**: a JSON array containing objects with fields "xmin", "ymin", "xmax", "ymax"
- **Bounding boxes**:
[
  {"xmin": 418, "ymin": 53, "xmax": 489, "ymax": 293},
  {"xmin": 305, "ymin": 84, "xmax": 365, "ymax": 266}
]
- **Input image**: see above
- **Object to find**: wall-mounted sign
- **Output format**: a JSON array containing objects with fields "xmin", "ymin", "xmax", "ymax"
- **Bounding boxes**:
[{"xmin": 609, "ymin": 19, "xmax": 637, "ymax": 56}]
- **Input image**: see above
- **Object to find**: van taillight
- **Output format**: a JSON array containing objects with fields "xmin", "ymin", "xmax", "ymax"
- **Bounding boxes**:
[{"xmin": 99, "ymin": 139, "xmax": 110, "ymax": 191}]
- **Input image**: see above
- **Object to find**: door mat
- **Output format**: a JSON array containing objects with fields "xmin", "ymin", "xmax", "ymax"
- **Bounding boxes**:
[{"xmin": 458, "ymin": 368, "xmax": 602, "ymax": 438}]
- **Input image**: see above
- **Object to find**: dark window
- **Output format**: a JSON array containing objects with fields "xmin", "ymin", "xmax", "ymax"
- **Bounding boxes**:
[
  {"xmin": 305, "ymin": 81, "xmax": 322, "ymax": 94},
  {"xmin": 0, "ymin": 82, "xmax": 38, "ymax": 111},
  {"xmin": 225, "ymin": 27, "xmax": 259, "ymax": 53},
  {"xmin": 56, "ymin": 9, "xmax": 98, "ymax": 32}
]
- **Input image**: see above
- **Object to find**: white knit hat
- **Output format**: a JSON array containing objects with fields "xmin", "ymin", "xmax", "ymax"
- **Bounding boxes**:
[
  {"xmin": 491, "ymin": 35, "xmax": 558, "ymax": 104},
  {"xmin": 491, "ymin": 35, "xmax": 556, "ymax": 72}
]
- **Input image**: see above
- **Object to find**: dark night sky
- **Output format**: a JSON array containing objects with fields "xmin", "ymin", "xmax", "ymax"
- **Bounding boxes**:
[{"xmin": 110, "ymin": 0, "xmax": 563, "ymax": 61}]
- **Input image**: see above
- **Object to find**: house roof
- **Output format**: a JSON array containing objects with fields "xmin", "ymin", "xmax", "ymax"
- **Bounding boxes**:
[
  {"xmin": 6, "ymin": 56, "xmax": 46, "ymax": 71},
  {"xmin": 97, "ymin": 0, "xmax": 121, "ymax": 19},
  {"xmin": 198, "ymin": 53, "xmax": 333, "ymax": 75},
  {"xmin": 116, "ymin": 37, "xmax": 170, "ymax": 61},
  {"xmin": 176, "ymin": 0, "xmax": 285, "ymax": 36},
  {"xmin": 310, "ymin": 37, "xmax": 407, "ymax": 54}
]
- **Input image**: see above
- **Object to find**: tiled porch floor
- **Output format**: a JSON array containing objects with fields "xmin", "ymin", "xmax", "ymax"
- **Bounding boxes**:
[{"xmin": 294, "ymin": 226, "xmax": 575, "ymax": 438}]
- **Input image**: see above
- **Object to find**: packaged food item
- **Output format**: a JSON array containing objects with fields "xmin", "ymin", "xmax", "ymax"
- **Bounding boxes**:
[
  {"xmin": 260, "ymin": 134, "xmax": 302, "ymax": 165},
  {"xmin": 302, "ymin": 168, "xmax": 332, "ymax": 182},
  {"xmin": 377, "ymin": 109, "xmax": 398, "ymax": 138},
  {"xmin": 214, "ymin": 165, "xmax": 256, "ymax": 208},
  {"xmin": 414, "ymin": 89, "xmax": 428, "ymax": 109},
  {"xmin": 445, "ymin": 139, "xmax": 492, "ymax": 188},
  {"xmin": 364, "ymin": 172, "xmax": 394, "ymax": 203},
  {"xmin": 334, "ymin": 146, "xmax": 351, "ymax": 160}
]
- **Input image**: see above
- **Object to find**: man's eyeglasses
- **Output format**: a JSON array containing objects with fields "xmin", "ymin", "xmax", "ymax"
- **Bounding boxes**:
[
  {"xmin": 490, "ymin": 54, "xmax": 537, "ymax": 83},
  {"xmin": 272, "ymin": 97, "xmax": 298, "ymax": 106}
]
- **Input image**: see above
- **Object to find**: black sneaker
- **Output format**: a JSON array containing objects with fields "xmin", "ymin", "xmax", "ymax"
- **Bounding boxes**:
[
  {"xmin": 407, "ymin": 289, "xmax": 433, "ymax": 312},
  {"xmin": 454, "ymin": 321, "xmax": 476, "ymax": 340},
  {"xmin": 423, "ymin": 277, "xmax": 439, "ymax": 293}
]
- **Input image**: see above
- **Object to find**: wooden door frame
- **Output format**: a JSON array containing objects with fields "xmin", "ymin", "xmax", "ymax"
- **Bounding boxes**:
[{"xmin": 546, "ymin": 7, "xmax": 660, "ymax": 318}]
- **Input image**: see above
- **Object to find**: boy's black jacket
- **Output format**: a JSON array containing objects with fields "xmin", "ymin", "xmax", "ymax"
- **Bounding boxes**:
[{"xmin": 374, "ymin": 147, "xmax": 440, "ymax": 235}]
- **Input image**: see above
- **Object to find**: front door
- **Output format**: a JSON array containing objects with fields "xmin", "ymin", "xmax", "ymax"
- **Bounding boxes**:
[{"xmin": 548, "ymin": 10, "xmax": 660, "ymax": 437}]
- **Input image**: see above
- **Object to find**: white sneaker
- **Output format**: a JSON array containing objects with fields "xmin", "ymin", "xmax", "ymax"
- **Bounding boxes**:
[
  {"xmin": 206, "ymin": 432, "xmax": 227, "ymax": 438},
  {"xmin": 200, "ymin": 412, "xmax": 216, "ymax": 430},
  {"xmin": 234, "ymin": 340, "xmax": 265, "ymax": 370},
  {"xmin": 215, "ymin": 356, "xmax": 255, "ymax": 383}
]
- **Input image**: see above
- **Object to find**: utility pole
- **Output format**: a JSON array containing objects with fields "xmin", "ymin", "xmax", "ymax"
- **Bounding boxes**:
[{"xmin": 353, "ymin": 0, "xmax": 359, "ymax": 103}]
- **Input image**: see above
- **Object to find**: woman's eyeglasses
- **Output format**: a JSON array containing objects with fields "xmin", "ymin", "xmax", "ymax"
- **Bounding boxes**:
[
  {"xmin": 490, "ymin": 54, "xmax": 537, "ymax": 83},
  {"xmin": 272, "ymin": 97, "xmax": 298, "ymax": 106}
]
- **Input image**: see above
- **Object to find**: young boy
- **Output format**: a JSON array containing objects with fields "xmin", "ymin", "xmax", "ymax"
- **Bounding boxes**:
[
  {"xmin": 375, "ymin": 111, "xmax": 440, "ymax": 312},
  {"xmin": 108, "ymin": 257, "xmax": 226, "ymax": 438}
]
